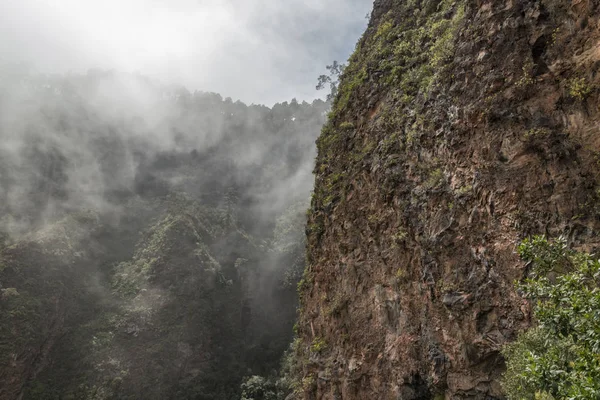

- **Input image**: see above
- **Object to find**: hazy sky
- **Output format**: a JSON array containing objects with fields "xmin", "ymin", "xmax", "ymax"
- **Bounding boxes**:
[{"xmin": 0, "ymin": 0, "xmax": 372, "ymax": 105}]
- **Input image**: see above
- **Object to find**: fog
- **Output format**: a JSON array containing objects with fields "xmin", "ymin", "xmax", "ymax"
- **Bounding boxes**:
[
  {"xmin": 0, "ymin": 70, "xmax": 330, "ymax": 237},
  {"xmin": 0, "ymin": 2, "xmax": 372, "ymax": 398},
  {"xmin": 0, "ymin": 0, "xmax": 371, "ymax": 105},
  {"xmin": 0, "ymin": 38, "xmax": 332, "ymax": 400},
  {"xmin": 0, "ymin": 0, "xmax": 373, "ymax": 255}
]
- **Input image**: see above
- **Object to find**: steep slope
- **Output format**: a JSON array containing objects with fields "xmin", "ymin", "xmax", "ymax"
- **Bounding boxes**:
[{"xmin": 298, "ymin": 0, "xmax": 600, "ymax": 398}]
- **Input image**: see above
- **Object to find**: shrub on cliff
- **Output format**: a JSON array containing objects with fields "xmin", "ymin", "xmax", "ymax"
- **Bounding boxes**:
[{"xmin": 503, "ymin": 236, "xmax": 600, "ymax": 399}]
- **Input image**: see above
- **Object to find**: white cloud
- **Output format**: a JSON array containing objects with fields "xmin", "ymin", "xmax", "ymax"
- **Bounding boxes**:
[{"xmin": 0, "ymin": 0, "xmax": 372, "ymax": 105}]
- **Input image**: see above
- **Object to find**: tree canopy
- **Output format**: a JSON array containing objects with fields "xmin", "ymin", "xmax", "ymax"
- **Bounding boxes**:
[{"xmin": 503, "ymin": 236, "xmax": 600, "ymax": 399}]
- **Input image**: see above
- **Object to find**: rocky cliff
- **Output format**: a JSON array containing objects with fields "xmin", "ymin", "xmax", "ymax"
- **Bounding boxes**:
[{"xmin": 298, "ymin": 0, "xmax": 600, "ymax": 398}]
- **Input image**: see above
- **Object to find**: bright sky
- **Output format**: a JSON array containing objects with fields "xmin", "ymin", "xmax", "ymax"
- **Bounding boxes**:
[{"xmin": 0, "ymin": 0, "xmax": 372, "ymax": 105}]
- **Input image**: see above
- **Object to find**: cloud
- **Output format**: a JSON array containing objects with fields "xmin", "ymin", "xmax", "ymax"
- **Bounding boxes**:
[{"xmin": 0, "ymin": 0, "xmax": 372, "ymax": 105}]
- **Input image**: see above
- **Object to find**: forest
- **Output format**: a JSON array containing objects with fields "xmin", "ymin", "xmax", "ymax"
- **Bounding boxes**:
[{"xmin": 0, "ymin": 68, "xmax": 326, "ymax": 399}]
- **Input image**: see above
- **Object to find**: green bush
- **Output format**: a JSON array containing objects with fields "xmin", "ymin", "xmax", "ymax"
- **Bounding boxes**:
[
  {"xmin": 502, "ymin": 236, "xmax": 600, "ymax": 399},
  {"xmin": 240, "ymin": 376, "xmax": 278, "ymax": 400},
  {"xmin": 310, "ymin": 336, "xmax": 328, "ymax": 353},
  {"xmin": 568, "ymin": 77, "xmax": 592, "ymax": 101}
]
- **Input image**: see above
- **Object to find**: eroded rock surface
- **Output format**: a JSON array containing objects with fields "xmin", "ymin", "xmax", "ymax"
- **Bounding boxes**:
[{"xmin": 298, "ymin": 0, "xmax": 600, "ymax": 398}]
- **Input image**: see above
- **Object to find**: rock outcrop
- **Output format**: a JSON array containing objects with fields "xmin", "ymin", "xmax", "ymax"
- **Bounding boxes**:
[{"xmin": 298, "ymin": 0, "xmax": 600, "ymax": 398}]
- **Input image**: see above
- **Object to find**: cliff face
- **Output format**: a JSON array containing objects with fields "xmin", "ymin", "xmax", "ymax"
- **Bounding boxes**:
[{"xmin": 299, "ymin": 0, "xmax": 600, "ymax": 398}]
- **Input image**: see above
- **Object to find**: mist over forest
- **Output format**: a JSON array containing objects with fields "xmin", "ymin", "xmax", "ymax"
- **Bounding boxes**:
[
  {"xmin": 0, "ymin": 68, "xmax": 327, "ymax": 237},
  {"xmin": 0, "ymin": 1, "xmax": 372, "ymax": 398},
  {"xmin": 0, "ymin": 3, "xmax": 370, "ymax": 400},
  {"xmin": 0, "ymin": 65, "xmax": 331, "ymax": 398}
]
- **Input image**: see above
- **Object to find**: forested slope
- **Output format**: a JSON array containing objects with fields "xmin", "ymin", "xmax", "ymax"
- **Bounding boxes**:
[{"xmin": 0, "ymin": 70, "xmax": 325, "ymax": 400}]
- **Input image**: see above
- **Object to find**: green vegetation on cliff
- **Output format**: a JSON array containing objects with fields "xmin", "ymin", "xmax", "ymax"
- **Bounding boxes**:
[
  {"xmin": 296, "ymin": 0, "xmax": 600, "ymax": 398},
  {"xmin": 503, "ymin": 237, "xmax": 600, "ymax": 399},
  {"xmin": 310, "ymin": 0, "xmax": 465, "ymax": 231}
]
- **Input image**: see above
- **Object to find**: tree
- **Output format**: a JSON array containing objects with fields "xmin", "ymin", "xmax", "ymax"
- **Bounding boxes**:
[
  {"xmin": 316, "ymin": 61, "xmax": 346, "ymax": 102},
  {"xmin": 502, "ymin": 236, "xmax": 600, "ymax": 399},
  {"xmin": 240, "ymin": 376, "xmax": 278, "ymax": 400}
]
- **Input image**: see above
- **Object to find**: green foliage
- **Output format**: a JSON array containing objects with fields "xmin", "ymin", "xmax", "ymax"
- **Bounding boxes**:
[
  {"xmin": 424, "ymin": 168, "xmax": 446, "ymax": 190},
  {"xmin": 273, "ymin": 199, "xmax": 309, "ymax": 287},
  {"xmin": 392, "ymin": 228, "xmax": 408, "ymax": 243},
  {"xmin": 516, "ymin": 59, "xmax": 535, "ymax": 88},
  {"xmin": 516, "ymin": 235, "xmax": 572, "ymax": 277},
  {"xmin": 395, "ymin": 267, "xmax": 406, "ymax": 280},
  {"xmin": 374, "ymin": 0, "xmax": 465, "ymax": 99},
  {"xmin": 310, "ymin": 337, "xmax": 327, "ymax": 353},
  {"xmin": 316, "ymin": 61, "xmax": 346, "ymax": 102},
  {"xmin": 1, "ymin": 287, "xmax": 19, "ymax": 297},
  {"xmin": 351, "ymin": 139, "xmax": 376, "ymax": 162},
  {"xmin": 455, "ymin": 184, "xmax": 473, "ymax": 196},
  {"xmin": 240, "ymin": 376, "xmax": 279, "ymax": 400},
  {"xmin": 296, "ymin": 268, "xmax": 313, "ymax": 297},
  {"xmin": 568, "ymin": 77, "xmax": 592, "ymax": 101},
  {"xmin": 301, "ymin": 374, "xmax": 316, "ymax": 392},
  {"xmin": 503, "ymin": 236, "xmax": 600, "ymax": 399},
  {"xmin": 239, "ymin": 340, "xmax": 303, "ymax": 400},
  {"xmin": 0, "ymin": 287, "xmax": 46, "ymax": 365},
  {"xmin": 311, "ymin": 0, "xmax": 466, "ymax": 222},
  {"xmin": 523, "ymin": 128, "xmax": 550, "ymax": 141},
  {"xmin": 0, "ymin": 69, "xmax": 330, "ymax": 400},
  {"xmin": 334, "ymin": 66, "xmax": 367, "ymax": 114},
  {"xmin": 315, "ymin": 124, "xmax": 343, "ymax": 162}
]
